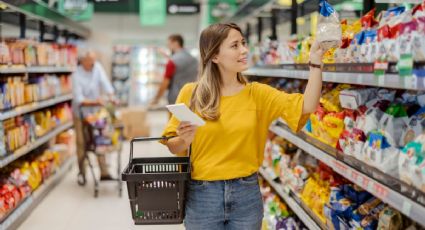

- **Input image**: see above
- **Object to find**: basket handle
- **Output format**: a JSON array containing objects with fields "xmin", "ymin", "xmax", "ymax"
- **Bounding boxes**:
[{"xmin": 129, "ymin": 136, "xmax": 175, "ymax": 164}]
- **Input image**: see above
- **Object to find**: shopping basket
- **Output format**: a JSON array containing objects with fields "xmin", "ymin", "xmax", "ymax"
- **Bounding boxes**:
[{"xmin": 122, "ymin": 137, "xmax": 190, "ymax": 225}]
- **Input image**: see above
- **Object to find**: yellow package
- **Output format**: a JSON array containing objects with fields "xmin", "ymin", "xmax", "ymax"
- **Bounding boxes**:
[
  {"xmin": 321, "ymin": 112, "xmax": 346, "ymax": 147},
  {"xmin": 296, "ymin": 37, "xmax": 313, "ymax": 64},
  {"xmin": 320, "ymin": 84, "xmax": 351, "ymax": 112},
  {"xmin": 323, "ymin": 48, "xmax": 337, "ymax": 64}
]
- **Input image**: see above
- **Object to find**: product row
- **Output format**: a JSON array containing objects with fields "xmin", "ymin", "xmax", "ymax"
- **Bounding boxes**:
[
  {"xmin": 250, "ymin": 1, "xmax": 425, "ymax": 67},
  {"xmin": 261, "ymin": 76, "xmax": 425, "ymax": 195},
  {"xmin": 0, "ymin": 40, "xmax": 78, "ymax": 68},
  {"xmin": 0, "ymin": 103, "xmax": 72, "ymax": 155},
  {"xmin": 260, "ymin": 177, "xmax": 307, "ymax": 230},
  {"xmin": 0, "ymin": 130, "xmax": 74, "ymax": 220},
  {"xmin": 0, "ymin": 74, "xmax": 72, "ymax": 111},
  {"xmin": 263, "ymin": 135, "xmax": 423, "ymax": 230}
]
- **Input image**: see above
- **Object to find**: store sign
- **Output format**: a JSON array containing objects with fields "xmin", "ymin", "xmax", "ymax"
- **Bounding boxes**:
[
  {"xmin": 139, "ymin": 0, "xmax": 166, "ymax": 26},
  {"xmin": 58, "ymin": 0, "xmax": 93, "ymax": 21},
  {"xmin": 375, "ymin": 0, "xmax": 421, "ymax": 2},
  {"xmin": 167, "ymin": 4, "xmax": 199, "ymax": 15}
]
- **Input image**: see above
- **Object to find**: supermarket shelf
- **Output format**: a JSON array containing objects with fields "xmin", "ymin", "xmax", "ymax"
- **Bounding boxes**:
[
  {"xmin": 0, "ymin": 0, "xmax": 90, "ymax": 38},
  {"xmin": 0, "ymin": 66, "xmax": 75, "ymax": 74},
  {"xmin": 0, "ymin": 94, "xmax": 73, "ymax": 121},
  {"xmin": 269, "ymin": 123, "xmax": 425, "ymax": 227},
  {"xmin": 258, "ymin": 168, "xmax": 323, "ymax": 230},
  {"xmin": 244, "ymin": 68, "xmax": 425, "ymax": 91},
  {"xmin": 0, "ymin": 121, "xmax": 73, "ymax": 168},
  {"xmin": 0, "ymin": 155, "xmax": 75, "ymax": 230}
]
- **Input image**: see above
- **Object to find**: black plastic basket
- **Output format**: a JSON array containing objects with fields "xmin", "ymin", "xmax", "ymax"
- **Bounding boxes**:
[{"xmin": 122, "ymin": 137, "xmax": 190, "ymax": 225}]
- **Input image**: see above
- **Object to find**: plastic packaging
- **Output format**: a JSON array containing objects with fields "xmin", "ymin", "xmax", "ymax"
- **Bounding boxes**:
[{"xmin": 317, "ymin": 0, "xmax": 342, "ymax": 50}]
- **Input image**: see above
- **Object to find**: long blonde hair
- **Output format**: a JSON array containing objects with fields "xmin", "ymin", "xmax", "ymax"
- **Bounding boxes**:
[{"xmin": 190, "ymin": 23, "xmax": 247, "ymax": 120}]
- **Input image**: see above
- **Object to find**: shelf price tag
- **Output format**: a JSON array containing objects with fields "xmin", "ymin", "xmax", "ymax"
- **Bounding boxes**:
[
  {"xmin": 398, "ymin": 54, "xmax": 414, "ymax": 77},
  {"xmin": 402, "ymin": 200, "xmax": 412, "ymax": 215},
  {"xmin": 372, "ymin": 182, "xmax": 389, "ymax": 199},
  {"xmin": 374, "ymin": 61, "xmax": 389, "ymax": 76}
]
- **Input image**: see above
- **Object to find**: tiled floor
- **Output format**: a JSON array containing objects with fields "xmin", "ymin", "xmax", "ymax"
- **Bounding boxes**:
[{"xmin": 18, "ymin": 111, "xmax": 184, "ymax": 230}]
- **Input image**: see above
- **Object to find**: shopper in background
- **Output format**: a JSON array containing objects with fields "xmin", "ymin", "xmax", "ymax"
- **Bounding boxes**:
[
  {"xmin": 161, "ymin": 23, "xmax": 325, "ymax": 229},
  {"xmin": 72, "ymin": 51, "xmax": 116, "ymax": 182},
  {"xmin": 150, "ymin": 34, "xmax": 198, "ymax": 106}
]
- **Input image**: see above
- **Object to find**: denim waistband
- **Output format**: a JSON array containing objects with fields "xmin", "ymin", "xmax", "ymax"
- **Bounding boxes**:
[{"xmin": 190, "ymin": 172, "xmax": 258, "ymax": 183}]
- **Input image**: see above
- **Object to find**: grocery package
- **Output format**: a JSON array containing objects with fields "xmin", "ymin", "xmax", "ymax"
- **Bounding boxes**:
[
  {"xmin": 377, "ymin": 207, "xmax": 404, "ymax": 230},
  {"xmin": 379, "ymin": 104, "xmax": 409, "ymax": 148},
  {"xmin": 260, "ymin": 178, "xmax": 308, "ymax": 230},
  {"xmin": 0, "ymin": 103, "xmax": 71, "ymax": 154},
  {"xmin": 339, "ymin": 88, "xmax": 377, "ymax": 110},
  {"xmin": 0, "ymin": 40, "xmax": 77, "ymax": 68},
  {"xmin": 399, "ymin": 135, "xmax": 425, "ymax": 192},
  {"xmin": 0, "ymin": 74, "xmax": 72, "ymax": 111},
  {"xmin": 0, "ymin": 42, "xmax": 11, "ymax": 67},
  {"xmin": 0, "ymin": 137, "xmax": 72, "ymax": 220},
  {"xmin": 362, "ymin": 131, "xmax": 400, "ymax": 177},
  {"xmin": 316, "ymin": 0, "xmax": 342, "ymax": 50}
]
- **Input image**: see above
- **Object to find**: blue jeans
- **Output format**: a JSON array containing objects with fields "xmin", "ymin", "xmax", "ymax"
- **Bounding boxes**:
[{"xmin": 184, "ymin": 172, "xmax": 264, "ymax": 230}]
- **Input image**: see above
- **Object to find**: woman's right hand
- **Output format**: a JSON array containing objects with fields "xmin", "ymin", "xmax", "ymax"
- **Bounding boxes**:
[{"xmin": 176, "ymin": 121, "xmax": 198, "ymax": 145}]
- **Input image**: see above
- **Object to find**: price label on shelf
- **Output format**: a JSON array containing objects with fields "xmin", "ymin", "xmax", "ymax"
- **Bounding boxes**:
[
  {"xmin": 374, "ymin": 61, "xmax": 389, "ymax": 76},
  {"xmin": 372, "ymin": 182, "xmax": 389, "ymax": 199},
  {"xmin": 402, "ymin": 200, "xmax": 412, "ymax": 215},
  {"xmin": 398, "ymin": 54, "xmax": 414, "ymax": 77}
]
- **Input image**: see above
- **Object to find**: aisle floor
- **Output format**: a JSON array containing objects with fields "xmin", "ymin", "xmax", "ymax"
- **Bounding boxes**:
[{"xmin": 19, "ymin": 111, "xmax": 184, "ymax": 230}]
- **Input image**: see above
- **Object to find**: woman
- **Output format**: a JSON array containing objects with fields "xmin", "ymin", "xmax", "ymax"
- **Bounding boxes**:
[{"xmin": 161, "ymin": 23, "xmax": 325, "ymax": 230}]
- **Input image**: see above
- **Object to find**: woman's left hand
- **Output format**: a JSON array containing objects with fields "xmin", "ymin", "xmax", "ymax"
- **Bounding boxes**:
[{"xmin": 309, "ymin": 41, "xmax": 326, "ymax": 65}]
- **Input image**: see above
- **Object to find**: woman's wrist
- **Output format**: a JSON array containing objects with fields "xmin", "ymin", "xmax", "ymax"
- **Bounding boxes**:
[{"xmin": 309, "ymin": 54, "xmax": 323, "ymax": 65}]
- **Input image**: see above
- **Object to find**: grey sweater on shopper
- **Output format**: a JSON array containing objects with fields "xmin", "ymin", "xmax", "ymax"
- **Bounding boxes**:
[{"xmin": 168, "ymin": 49, "xmax": 198, "ymax": 104}]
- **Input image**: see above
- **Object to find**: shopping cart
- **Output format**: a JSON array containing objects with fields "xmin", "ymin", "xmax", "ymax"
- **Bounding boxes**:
[
  {"xmin": 77, "ymin": 104, "xmax": 124, "ymax": 198},
  {"xmin": 122, "ymin": 137, "xmax": 190, "ymax": 225}
]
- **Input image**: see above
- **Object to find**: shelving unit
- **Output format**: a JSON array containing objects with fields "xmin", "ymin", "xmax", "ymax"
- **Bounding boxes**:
[
  {"xmin": 0, "ymin": 66, "xmax": 75, "ymax": 74},
  {"xmin": 259, "ymin": 167, "xmax": 324, "ymax": 230},
  {"xmin": 0, "ymin": 94, "xmax": 73, "ymax": 121},
  {"xmin": 0, "ymin": 121, "xmax": 73, "ymax": 168},
  {"xmin": 0, "ymin": 155, "xmax": 75, "ymax": 230},
  {"xmin": 244, "ymin": 67, "xmax": 425, "ymax": 90},
  {"xmin": 269, "ymin": 121, "xmax": 425, "ymax": 227},
  {"xmin": 111, "ymin": 45, "xmax": 132, "ymax": 105}
]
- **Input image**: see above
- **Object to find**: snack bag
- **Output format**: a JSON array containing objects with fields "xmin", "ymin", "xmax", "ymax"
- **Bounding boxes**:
[
  {"xmin": 400, "ymin": 107, "xmax": 425, "ymax": 147},
  {"xmin": 322, "ymin": 112, "xmax": 346, "ymax": 148},
  {"xmin": 336, "ymin": 20, "xmax": 362, "ymax": 63},
  {"xmin": 379, "ymin": 104, "xmax": 409, "ymax": 148},
  {"xmin": 361, "ymin": 8, "xmax": 379, "ymax": 29},
  {"xmin": 363, "ymin": 131, "xmax": 400, "ymax": 177},
  {"xmin": 413, "ymin": 2, "xmax": 425, "ymax": 18},
  {"xmin": 317, "ymin": 0, "xmax": 342, "ymax": 50},
  {"xmin": 339, "ymin": 88, "xmax": 377, "ymax": 110},
  {"xmin": 377, "ymin": 207, "xmax": 403, "ymax": 230},
  {"xmin": 412, "ymin": 17, "xmax": 425, "ymax": 61},
  {"xmin": 321, "ymin": 84, "xmax": 351, "ymax": 113},
  {"xmin": 296, "ymin": 37, "xmax": 313, "ymax": 63},
  {"xmin": 0, "ymin": 42, "xmax": 11, "ymax": 67}
]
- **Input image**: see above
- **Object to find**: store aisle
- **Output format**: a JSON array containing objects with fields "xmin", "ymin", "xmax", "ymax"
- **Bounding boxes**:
[{"xmin": 18, "ymin": 110, "xmax": 184, "ymax": 230}]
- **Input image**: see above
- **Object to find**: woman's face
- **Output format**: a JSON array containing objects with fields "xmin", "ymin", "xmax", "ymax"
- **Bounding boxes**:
[{"xmin": 213, "ymin": 29, "xmax": 249, "ymax": 73}]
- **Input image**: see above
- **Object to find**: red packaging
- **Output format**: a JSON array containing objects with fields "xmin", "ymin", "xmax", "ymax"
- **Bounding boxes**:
[
  {"xmin": 377, "ymin": 25, "xmax": 392, "ymax": 42},
  {"xmin": 361, "ymin": 8, "xmax": 379, "ymax": 29}
]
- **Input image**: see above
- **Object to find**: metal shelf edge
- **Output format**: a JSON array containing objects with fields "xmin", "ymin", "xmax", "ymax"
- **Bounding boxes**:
[
  {"xmin": 244, "ymin": 68, "xmax": 425, "ymax": 91},
  {"xmin": 259, "ymin": 168, "xmax": 322, "ymax": 230},
  {"xmin": 0, "ymin": 94, "xmax": 73, "ymax": 121},
  {"xmin": 269, "ymin": 125, "xmax": 425, "ymax": 227},
  {"xmin": 0, "ymin": 155, "xmax": 75, "ymax": 230},
  {"xmin": 0, "ymin": 67, "xmax": 75, "ymax": 74},
  {"xmin": 0, "ymin": 121, "xmax": 74, "ymax": 168}
]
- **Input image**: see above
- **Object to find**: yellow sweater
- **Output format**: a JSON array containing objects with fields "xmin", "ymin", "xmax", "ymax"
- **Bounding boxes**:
[{"xmin": 161, "ymin": 82, "xmax": 309, "ymax": 181}]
